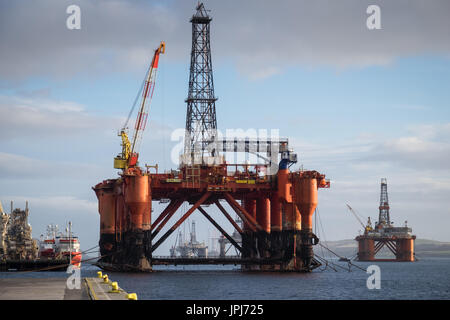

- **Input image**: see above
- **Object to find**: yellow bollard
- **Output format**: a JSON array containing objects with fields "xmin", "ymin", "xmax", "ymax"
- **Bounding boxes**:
[
  {"xmin": 110, "ymin": 282, "xmax": 120, "ymax": 293},
  {"xmin": 103, "ymin": 274, "xmax": 109, "ymax": 283},
  {"xmin": 97, "ymin": 271, "xmax": 103, "ymax": 278},
  {"xmin": 127, "ymin": 293, "xmax": 138, "ymax": 300}
]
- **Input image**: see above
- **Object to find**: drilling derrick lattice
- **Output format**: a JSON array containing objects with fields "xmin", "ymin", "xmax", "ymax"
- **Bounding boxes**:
[
  {"xmin": 93, "ymin": 3, "xmax": 330, "ymax": 273},
  {"xmin": 378, "ymin": 178, "xmax": 390, "ymax": 227},
  {"xmin": 184, "ymin": 3, "xmax": 218, "ymax": 166}
]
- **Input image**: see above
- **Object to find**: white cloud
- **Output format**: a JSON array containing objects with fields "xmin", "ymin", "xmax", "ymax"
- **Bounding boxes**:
[
  {"xmin": 3, "ymin": 195, "xmax": 97, "ymax": 215},
  {"xmin": 1, "ymin": 0, "xmax": 450, "ymax": 81},
  {"xmin": 293, "ymin": 123, "xmax": 450, "ymax": 172},
  {"xmin": 369, "ymin": 129, "xmax": 450, "ymax": 170},
  {"xmin": 0, "ymin": 151, "xmax": 107, "ymax": 180},
  {"xmin": 244, "ymin": 66, "xmax": 281, "ymax": 81},
  {"xmin": 0, "ymin": 94, "xmax": 123, "ymax": 140},
  {"xmin": 406, "ymin": 123, "xmax": 450, "ymax": 141}
]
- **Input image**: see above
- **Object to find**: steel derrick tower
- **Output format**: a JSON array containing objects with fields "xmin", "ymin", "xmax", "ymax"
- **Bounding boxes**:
[
  {"xmin": 184, "ymin": 3, "xmax": 218, "ymax": 165},
  {"xmin": 378, "ymin": 178, "xmax": 391, "ymax": 226}
]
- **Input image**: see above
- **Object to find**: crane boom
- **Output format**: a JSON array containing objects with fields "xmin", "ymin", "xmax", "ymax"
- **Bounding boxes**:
[
  {"xmin": 114, "ymin": 41, "xmax": 165, "ymax": 170},
  {"xmin": 346, "ymin": 204, "xmax": 370, "ymax": 231}
]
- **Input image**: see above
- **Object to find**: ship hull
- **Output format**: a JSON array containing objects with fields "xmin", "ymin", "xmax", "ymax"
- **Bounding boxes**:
[{"xmin": 0, "ymin": 258, "xmax": 72, "ymax": 272}]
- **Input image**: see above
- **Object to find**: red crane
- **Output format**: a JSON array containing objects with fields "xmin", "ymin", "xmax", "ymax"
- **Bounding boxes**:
[{"xmin": 114, "ymin": 41, "xmax": 165, "ymax": 170}]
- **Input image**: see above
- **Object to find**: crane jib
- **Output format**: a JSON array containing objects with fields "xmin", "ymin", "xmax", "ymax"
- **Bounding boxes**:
[
  {"xmin": 143, "ymin": 80, "xmax": 150, "ymax": 98},
  {"xmin": 153, "ymin": 54, "xmax": 160, "ymax": 68},
  {"xmin": 135, "ymin": 112, "xmax": 148, "ymax": 131},
  {"xmin": 142, "ymin": 79, "xmax": 155, "ymax": 98},
  {"xmin": 114, "ymin": 41, "xmax": 165, "ymax": 170}
]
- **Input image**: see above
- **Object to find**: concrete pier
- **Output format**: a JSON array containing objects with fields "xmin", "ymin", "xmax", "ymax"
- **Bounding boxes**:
[
  {"xmin": 0, "ymin": 278, "xmax": 89, "ymax": 300},
  {"xmin": 84, "ymin": 276, "xmax": 131, "ymax": 300},
  {"xmin": 0, "ymin": 276, "xmax": 132, "ymax": 300}
]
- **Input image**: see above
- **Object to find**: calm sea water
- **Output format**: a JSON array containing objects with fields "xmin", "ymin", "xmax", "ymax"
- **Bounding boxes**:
[{"xmin": 1, "ymin": 257, "xmax": 449, "ymax": 300}]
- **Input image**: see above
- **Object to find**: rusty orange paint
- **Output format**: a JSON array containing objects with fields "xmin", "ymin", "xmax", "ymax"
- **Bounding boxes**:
[
  {"xmin": 277, "ymin": 169, "xmax": 292, "ymax": 203},
  {"xmin": 401, "ymin": 238, "xmax": 414, "ymax": 261},
  {"xmin": 256, "ymin": 196, "xmax": 270, "ymax": 234},
  {"xmin": 282, "ymin": 203, "xmax": 301, "ymax": 231},
  {"xmin": 141, "ymin": 176, "xmax": 152, "ymax": 231},
  {"xmin": 115, "ymin": 192, "xmax": 125, "ymax": 235},
  {"xmin": 124, "ymin": 175, "xmax": 150, "ymax": 231},
  {"xmin": 270, "ymin": 192, "xmax": 282, "ymax": 232},
  {"xmin": 358, "ymin": 238, "xmax": 375, "ymax": 261},
  {"xmin": 294, "ymin": 177, "xmax": 318, "ymax": 232},
  {"xmin": 94, "ymin": 186, "xmax": 116, "ymax": 235},
  {"xmin": 243, "ymin": 197, "xmax": 256, "ymax": 232}
]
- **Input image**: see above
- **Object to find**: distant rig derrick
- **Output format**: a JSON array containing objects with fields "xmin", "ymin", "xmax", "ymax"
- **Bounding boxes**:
[{"xmin": 354, "ymin": 178, "xmax": 416, "ymax": 262}]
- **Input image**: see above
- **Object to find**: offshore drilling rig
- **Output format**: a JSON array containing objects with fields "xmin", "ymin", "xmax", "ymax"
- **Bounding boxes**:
[
  {"xmin": 355, "ymin": 178, "xmax": 416, "ymax": 262},
  {"xmin": 93, "ymin": 3, "xmax": 329, "ymax": 272}
]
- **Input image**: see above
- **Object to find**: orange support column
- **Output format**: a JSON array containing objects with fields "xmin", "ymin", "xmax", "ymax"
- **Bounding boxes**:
[
  {"xmin": 277, "ymin": 169, "xmax": 291, "ymax": 203},
  {"xmin": 93, "ymin": 181, "xmax": 117, "ymax": 262},
  {"xmin": 357, "ymin": 237, "xmax": 375, "ymax": 261},
  {"xmin": 294, "ymin": 174, "xmax": 320, "ymax": 269},
  {"xmin": 122, "ymin": 174, "xmax": 152, "ymax": 271},
  {"xmin": 270, "ymin": 192, "xmax": 282, "ymax": 232},
  {"xmin": 98, "ymin": 191, "xmax": 116, "ymax": 235},
  {"xmin": 295, "ymin": 177, "xmax": 318, "ymax": 233},
  {"xmin": 256, "ymin": 196, "xmax": 270, "ymax": 234},
  {"xmin": 142, "ymin": 176, "xmax": 152, "ymax": 232},
  {"xmin": 256, "ymin": 195, "xmax": 270, "ymax": 262},
  {"xmin": 242, "ymin": 197, "xmax": 258, "ymax": 263},
  {"xmin": 115, "ymin": 191, "xmax": 125, "ymax": 239},
  {"xmin": 278, "ymin": 168, "xmax": 294, "ymax": 231},
  {"xmin": 269, "ymin": 191, "xmax": 283, "ymax": 266},
  {"xmin": 401, "ymin": 238, "xmax": 415, "ymax": 261},
  {"xmin": 125, "ymin": 175, "xmax": 150, "ymax": 231},
  {"xmin": 243, "ymin": 198, "xmax": 257, "ymax": 232}
]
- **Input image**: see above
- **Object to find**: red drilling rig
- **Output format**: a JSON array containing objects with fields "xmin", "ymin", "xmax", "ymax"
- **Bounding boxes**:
[{"xmin": 93, "ymin": 3, "xmax": 330, "ymax": 272}]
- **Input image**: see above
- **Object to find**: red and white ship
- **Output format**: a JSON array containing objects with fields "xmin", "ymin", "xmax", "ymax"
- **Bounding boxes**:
[{"xmin": 38, "ymin": 222, "xmax": 82, "ymax": 267}]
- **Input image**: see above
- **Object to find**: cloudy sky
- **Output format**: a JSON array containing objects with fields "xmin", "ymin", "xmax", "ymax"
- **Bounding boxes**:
[{"xmin": 1, "ymin": 0, "xmax": 449, "ymax": 255}]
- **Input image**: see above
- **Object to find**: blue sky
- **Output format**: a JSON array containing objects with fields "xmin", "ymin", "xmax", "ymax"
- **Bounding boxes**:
[{"xmin": 1, "ymin": 0, "xmax": 450, "ymax": 255}]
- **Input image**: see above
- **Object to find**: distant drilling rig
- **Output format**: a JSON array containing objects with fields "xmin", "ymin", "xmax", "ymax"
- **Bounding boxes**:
[
  {"xmin": 93, "ymin": 3, "xmax": 329, "ymax": 272},
  {"xmin": 354, "ymin": 178, "xmax": 416, "ymax": 262}
]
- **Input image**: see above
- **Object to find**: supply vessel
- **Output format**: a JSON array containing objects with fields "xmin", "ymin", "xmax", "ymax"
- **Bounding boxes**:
[{"xmin": 38, "ymin": 223, "xmax": 82, "ymax": 267}]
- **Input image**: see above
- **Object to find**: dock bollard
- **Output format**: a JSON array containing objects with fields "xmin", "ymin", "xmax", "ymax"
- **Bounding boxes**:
[
  {"xmin": 97, "ymin": 271, "xmax": 103, "ymax": 278},
  {"xmin": 110, "ymin": 282, "xmax": 120, "ymax": 293},
  {"xmin": 103, "ymin": 274, "xmax": 109, "ymax": 283},
  {"xmin": 127, "ymin": 293, "xmax": 138, "ymax": 300}
]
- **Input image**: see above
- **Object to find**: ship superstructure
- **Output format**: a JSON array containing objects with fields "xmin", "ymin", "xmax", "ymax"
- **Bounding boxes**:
[
  {"xmin": 38, "ymin": 224, "xmax": 58, "ymax": 258},
  {"xmin": 38, "ymin": 222, "xmax": 82, "ymax": 267}
]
